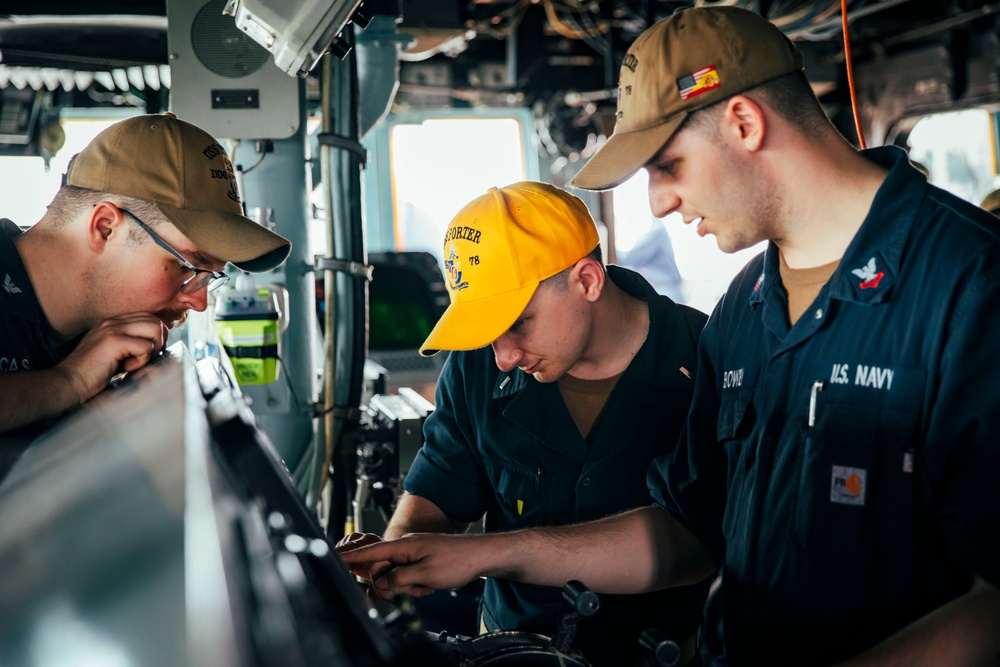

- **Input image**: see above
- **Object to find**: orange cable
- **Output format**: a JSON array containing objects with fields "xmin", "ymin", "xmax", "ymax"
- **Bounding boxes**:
[{"xmin": 842, "ymin": 0, "xmax": 866, "ymax": 148}]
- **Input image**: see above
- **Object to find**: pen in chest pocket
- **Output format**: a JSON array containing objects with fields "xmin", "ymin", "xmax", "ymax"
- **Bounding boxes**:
[{"xmin": 808, "ymin": 380, "xmax": 825, "ymax": 427}]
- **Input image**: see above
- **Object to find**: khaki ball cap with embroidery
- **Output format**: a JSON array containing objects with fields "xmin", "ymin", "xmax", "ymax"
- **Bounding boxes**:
[
  {"xmin": 67, "ymin": 113, "xmax": 291, "ymax": 272},
  {"xmin": 571, "ymin": 6, "xmax": 804, "ymax": 191}
]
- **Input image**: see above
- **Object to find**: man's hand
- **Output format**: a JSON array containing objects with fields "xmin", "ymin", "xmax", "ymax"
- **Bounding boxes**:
[
  {"xmin": 337, "ymin": 506, "xmax": 716, "ymax": 602},
  {"xmin": 336, "ymin": 531, "xmax": 385, "ymax": 551},
  {"xmin": 336, "ymin": 532, "xmax": 394, "ymax": 601},
  {"xmin": 0, "ymin": 312, "xmax": 168, "ymax": 433},
  {"xmin": 58, "ymin": 312, "xmax": 168, "ymax": 401},
  {"xmin": 338, "ymin": 533, "xmax": 488, "ymax": 601}
]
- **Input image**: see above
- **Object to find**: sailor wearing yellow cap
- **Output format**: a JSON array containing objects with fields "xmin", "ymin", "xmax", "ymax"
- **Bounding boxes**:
[{"xmin": 340, "ymin": 181, "xmax": 708, "ymax": 667}]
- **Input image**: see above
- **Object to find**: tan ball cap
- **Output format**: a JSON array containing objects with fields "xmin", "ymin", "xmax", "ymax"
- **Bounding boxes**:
[
  {"xmin": 67, "ymin": 113, "xmax": 291, "ymax": 272},
  {"xmin": 571, "ymin": 6, "xmax": 804, "ymax": 191}
]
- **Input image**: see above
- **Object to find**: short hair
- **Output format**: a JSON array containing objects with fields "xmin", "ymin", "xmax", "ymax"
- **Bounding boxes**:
[
  {"xmin": 46, "ymin": 185, "xmax": 169, "ymax": 243},
  {"xmin": 681, "ymin": 70, "xmax": 832, "ymax": 139},
  {"xmin": 542, "ymin": 245, "xmax": 604, "ymax": 288}
]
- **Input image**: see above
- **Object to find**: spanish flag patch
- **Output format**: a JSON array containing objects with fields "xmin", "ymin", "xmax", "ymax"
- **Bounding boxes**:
[{"xmin": 677, "ymin": 65, "xmax": 720, "ymax": 101}]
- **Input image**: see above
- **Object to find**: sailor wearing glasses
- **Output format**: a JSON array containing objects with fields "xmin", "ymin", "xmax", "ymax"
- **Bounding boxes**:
[{"xmin": 0, "ymin": 113, "xmax": 290, "ymax": 435}]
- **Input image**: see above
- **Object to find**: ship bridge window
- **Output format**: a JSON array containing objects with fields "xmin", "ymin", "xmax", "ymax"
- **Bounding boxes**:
[
  {"xmin": 0, "ymin": 114, "xmax": 132, "ymax": 228},
  {"xmin": 906, "ymin": 108, "xmax": 998, "ymax": 207},
  {"xmin": 356, "ymin": 109, "xmax": 538, "ymax": 396},
  {"xmin": 362, "ymin": 109, "xmax": 539, "ymax": 267}
]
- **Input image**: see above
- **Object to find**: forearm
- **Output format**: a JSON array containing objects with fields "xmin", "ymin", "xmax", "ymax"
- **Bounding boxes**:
[
  {"xmin": 383, "ymin": 492, "xmax": 469, "ymax": 541},
  {"xmin": 483, "ymin": 505, "xmax": 715, "ymax": 594},
  {"xmin": 837, "ymin": 577, "xmax": 1000, "ymax": 667},
  {"xmin": 0, "ymin": 368, "xmax": 80, "ymax": 433},
  {"xmin": 340, "ymin": 504, "xmax": 714, "ymax": 598}
]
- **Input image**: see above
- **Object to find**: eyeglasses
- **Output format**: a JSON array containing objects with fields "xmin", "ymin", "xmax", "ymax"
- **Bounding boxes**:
[{"xmin": 121, "ymin": 209, "xmax": 230, "ymax": 294}]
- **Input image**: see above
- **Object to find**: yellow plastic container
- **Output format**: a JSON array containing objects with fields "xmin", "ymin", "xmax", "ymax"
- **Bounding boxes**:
[
  {"xmin": 215, "ymin": 286, "xmax": 281, "ymax": 385},
  {"xmin": 216, "ymin": 317, "xmax": 279, "ymax": 385}
]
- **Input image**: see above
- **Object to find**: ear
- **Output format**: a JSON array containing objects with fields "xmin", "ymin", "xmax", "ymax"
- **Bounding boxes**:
[
  {"xmin": 723, "ymin": 95, "xmax": 766, "ymax": 152},
  {"xmin": 86, "ymin": 202, "xmax": 123, "ymax": 254},
  {"xmin": 570, "ymin": 257, "xmax": 605, "ymax": 303}
]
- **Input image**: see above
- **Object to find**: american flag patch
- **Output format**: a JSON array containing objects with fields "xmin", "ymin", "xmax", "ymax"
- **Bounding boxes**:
[{"xmin": 677, "ymin": 65, "xmax": 721, "ymax": 101}]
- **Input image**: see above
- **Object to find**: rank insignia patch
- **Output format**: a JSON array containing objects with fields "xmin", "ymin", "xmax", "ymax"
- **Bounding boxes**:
[{"xmin": 851, "ymin": 257, "xmax": 885, "ymax": 290}]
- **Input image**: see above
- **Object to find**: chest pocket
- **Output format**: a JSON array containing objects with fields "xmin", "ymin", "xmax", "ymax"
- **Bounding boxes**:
[
  {"xmin": 717, "ymin": 391, "xmax": 757, "ymax": 543},
  {"xmin": 484, "ymin": 459, "xmax": 552, "ymax": 530},
  {"xmin": 790, "ymin": 372, "xmax": 924, "ymax": 565}
]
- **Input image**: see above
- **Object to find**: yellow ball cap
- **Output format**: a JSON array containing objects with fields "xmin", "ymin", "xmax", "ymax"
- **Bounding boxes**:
[{"xmin": 419, "ymin": 181, "xmax": 600, "ymax": 356}]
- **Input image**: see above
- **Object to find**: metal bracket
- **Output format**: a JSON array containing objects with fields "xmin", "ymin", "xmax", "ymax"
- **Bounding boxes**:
[
  {"xmin": 313, "ymin": 256, "xmax": 374, "ymax": 281},
  {"xmin": 316, "ymin": 132, "xmax": 367, "ymax": 165}
]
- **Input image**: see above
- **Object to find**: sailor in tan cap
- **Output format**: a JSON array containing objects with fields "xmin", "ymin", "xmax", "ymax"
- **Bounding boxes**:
[
  {"xmin": 0, "ymin": 113, "xmax": 290, "ymax": 434},
  {"xmin": 341, "ymin": 7, "xmax": 1000, "ymax": 665}
]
